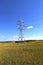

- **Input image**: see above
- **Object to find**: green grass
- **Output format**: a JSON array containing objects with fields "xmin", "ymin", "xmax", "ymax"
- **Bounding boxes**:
[{"xmin": 0, "ymin": 40, "xmax": 43, "ymax": 65}]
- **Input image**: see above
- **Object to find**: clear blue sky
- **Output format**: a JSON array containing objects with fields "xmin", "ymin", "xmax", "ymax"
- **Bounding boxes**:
[{"xmin": 0, "ymin": 0, "xmax": 43, "ymax": 41}]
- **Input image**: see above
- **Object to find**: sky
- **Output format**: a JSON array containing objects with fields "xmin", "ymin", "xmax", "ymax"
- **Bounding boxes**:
[{"xmin": 0, "ymin": 0, "xmax": 43, "ymax": 41}]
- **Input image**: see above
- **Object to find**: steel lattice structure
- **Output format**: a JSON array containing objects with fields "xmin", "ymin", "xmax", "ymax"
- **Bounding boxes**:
[{"xmin": 18, "ymin": 19, "xmax": 24, "ymax": 41}]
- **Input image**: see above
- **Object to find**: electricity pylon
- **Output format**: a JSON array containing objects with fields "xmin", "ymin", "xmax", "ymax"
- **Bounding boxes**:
[{"xmin": 18, "ymin": 19, "xmax": 24, "ymax": 41}]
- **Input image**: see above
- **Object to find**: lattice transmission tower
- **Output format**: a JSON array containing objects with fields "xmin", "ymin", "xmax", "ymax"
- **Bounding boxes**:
[{"xmin": 18, "ymin": 19, "xmax": 24, "ymax": 41}]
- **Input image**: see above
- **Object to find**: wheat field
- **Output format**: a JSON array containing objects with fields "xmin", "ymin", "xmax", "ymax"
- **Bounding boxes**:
[{"xmin": 0, "ymin": 40, "xmax": 43, "ymax": 65}]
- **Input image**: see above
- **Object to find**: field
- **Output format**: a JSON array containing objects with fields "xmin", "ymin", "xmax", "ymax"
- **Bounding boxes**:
[{"xmin": 0, "ymin": 40, "xmax": 43, "ymax": 65}]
